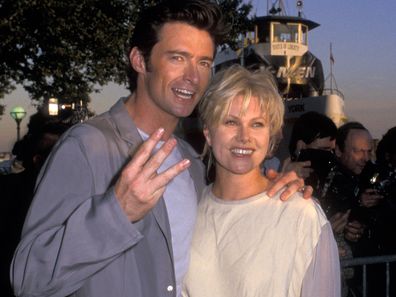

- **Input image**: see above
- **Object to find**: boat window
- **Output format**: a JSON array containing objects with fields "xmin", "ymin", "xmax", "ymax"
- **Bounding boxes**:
[
  {"xmin": 255, "ymin": 24, "xmax": 270, "ymax": 43},
  {"xmin": 272, "ymin": 23, "xmax": 299, "ymax": 43},
  {"xmin": 301, "ymin": 25, "xmax": 308, "ymax": 45}
]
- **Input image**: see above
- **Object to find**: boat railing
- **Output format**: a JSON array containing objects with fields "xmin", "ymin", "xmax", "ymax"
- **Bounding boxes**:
[
  {"xmin": 322, "ymin": 88, "xmax": 345, "ymax": 100},
  {"xmin": 340, "ymin": 254, "xmax": 396, "ymax": 297}
]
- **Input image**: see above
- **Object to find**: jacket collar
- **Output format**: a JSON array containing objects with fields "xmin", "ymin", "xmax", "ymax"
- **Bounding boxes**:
[{"xmin": 109, "ymin": 97, "xmax": 143, "ymax": 147}]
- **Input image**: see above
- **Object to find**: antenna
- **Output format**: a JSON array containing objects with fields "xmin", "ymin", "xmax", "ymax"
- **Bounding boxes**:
[
  {"xmin": 325, "ymin": 42, "xmax": 339, "ymax": 93},
  {"xmin": 296, "ymin": 1, "xmax": 303, "ymax": 17}
]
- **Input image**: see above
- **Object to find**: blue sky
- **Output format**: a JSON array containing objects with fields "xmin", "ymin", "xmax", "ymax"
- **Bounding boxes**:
[{"xmin": 1, "ymin": 0, "xmax": 395, "ymax": 152}]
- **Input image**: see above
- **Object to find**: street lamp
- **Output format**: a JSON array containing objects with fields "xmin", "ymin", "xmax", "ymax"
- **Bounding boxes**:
[
  {"xmin": 10, "ymin": 106, "xmax": 27, "ymax": 141},
  {"xmin": 48, "ymin": 98, "xmax": 59, "ymax": 116}
]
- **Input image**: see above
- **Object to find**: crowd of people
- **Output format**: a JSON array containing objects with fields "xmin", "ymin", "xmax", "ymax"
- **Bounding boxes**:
[
  {"xmin": 280, "ymin": 114, "xmax": 396, "ymax": 296},
  {"xmin": 1, "ymin": 1, "xmax": 395, "ymax": 297}
]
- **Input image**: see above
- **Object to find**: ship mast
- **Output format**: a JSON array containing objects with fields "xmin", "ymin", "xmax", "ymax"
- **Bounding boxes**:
[{"xmin": 325, "ymin": 42, "xmax": 339, "ymax": 93}]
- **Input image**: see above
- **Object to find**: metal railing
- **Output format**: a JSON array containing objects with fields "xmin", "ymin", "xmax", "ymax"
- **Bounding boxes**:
[{"xmin": 341, "ymin": 254, "xmax": 396, "ymax": 297}]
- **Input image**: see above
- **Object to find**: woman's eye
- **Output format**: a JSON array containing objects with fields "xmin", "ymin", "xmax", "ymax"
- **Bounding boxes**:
[
  {"xmin": 252, "ymin": 122, "xmax": 265, "ymax": 128},
  {"xmin": 224, "ymin": 120, "xmax": 237, "ymax": 126}
]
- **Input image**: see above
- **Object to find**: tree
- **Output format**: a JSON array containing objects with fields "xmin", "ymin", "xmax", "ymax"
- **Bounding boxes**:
[
  {"xmin": 0, "ymin": 0, "xmax": 253, "ymax": 117},
  {"xmin": 216, "ymin": 0, "xmax": 253, "ymax": 50},
  {"xmin": 1, "ymin": 0, "xmax": 138, "ymax": 110}
]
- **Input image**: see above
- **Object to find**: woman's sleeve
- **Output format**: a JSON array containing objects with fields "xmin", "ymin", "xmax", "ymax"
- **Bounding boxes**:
[{"xmin": 301, "ymin": 222, "xmax": 341, "ymax": 297}]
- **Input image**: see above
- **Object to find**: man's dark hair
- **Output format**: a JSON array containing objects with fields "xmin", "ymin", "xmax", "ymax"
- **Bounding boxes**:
[
  {"xmin": 376, "ymin": 126, "xmax": 396, "ymax": 165},
  {"xmin": 126, "ymin": 0, "xmax": 228, "ymax": 92},
  {"xmin": 289, "ymin": 111, "xmax": 337, "ymax": 158},
  {"xmin": 13, "ymin": 122, "xmax": 70, "ymax": 170},
  {"xmin": 336, "ymin": 121, "xmax": 368, "ymax": 152}
]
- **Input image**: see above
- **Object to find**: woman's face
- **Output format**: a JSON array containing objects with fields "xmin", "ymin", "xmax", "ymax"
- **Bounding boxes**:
[{"xmin": 204, "ymin": 95, "xmax": 270, "ymax": 176}]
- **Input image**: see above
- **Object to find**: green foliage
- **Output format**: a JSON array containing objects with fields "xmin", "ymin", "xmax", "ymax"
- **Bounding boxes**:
[
  {"xmin": 1, "ymin": 0, "xmax": 136, "ymax": 107},
  {"xmin": 0, "ymin": 101, "xmax": 4, "ymax": 118},
  {"xmin": 217, "ymin": 0, "xmax": 254, "ymax": 49},
  {"xmin": 0, "ymin": 0, "xmax": 253, "ymax": 115}
]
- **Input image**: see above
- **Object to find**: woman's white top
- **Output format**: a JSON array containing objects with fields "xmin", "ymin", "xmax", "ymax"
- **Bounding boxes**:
[{"xmin": 182, "ymin": 186, "xmax": 340, "ymax": 297}]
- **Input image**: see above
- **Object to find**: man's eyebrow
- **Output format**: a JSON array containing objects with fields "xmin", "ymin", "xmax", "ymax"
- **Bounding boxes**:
[{"xmin": 166, "ymin": 50, "xmax": 213, "ymax": 61}]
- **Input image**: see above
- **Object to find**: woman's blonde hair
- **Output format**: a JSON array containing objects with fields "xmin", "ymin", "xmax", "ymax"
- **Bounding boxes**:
[{"xmin": 199, "ymin": 64, "xmax": 284, "ymax": 159}]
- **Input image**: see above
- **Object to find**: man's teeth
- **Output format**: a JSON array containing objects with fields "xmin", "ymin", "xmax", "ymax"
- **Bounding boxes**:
[
  {"xmin": 231, "ymin": 148, "xmax": 253, "ymax": 155},
  {"xmin": 174, "ymin": 88, "xmax": 194, "ymax": 99}
]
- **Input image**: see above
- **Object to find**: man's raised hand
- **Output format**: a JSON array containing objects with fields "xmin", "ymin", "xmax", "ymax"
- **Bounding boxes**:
[
  {"xmin": 266, "ymin": 169, "xmax": 313, "ymax": 201},
  {"xmin": 115, "ymin": 128, "xmax": 191, "ymax": 222}
]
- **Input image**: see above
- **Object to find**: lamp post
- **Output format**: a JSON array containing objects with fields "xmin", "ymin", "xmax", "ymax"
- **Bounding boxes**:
[
  {"xmin": 10, "ymin": 106, "xmax": 27, "ymax": 141},
  {"xmin": 48, "ymin": 98, "xmax": 59, "ymax": 116}
]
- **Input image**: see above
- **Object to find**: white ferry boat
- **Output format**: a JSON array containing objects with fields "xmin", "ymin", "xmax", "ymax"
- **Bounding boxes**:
[{"xmin": 214, "ymin": 0, "xmax": 346, "ymax": 157}]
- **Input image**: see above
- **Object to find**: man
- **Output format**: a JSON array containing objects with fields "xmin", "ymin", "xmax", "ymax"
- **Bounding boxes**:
[
  {"xmin": 319, "ymin": 122, "xmax": 382, "ymax": 296},
  {"xmin": 321, "ymin": 122, "xmax": 378, "ymax": 241},
  {"xmin": 1, "ymin": 121, "xmax": 69, "ymax": 297},
  {"xmin": 11, "ymin": 2, "xmax": 307, "ymax": 297},
  {"xmin": 283, "ymin": 111, "xmax": 338, "ymax": 192}
]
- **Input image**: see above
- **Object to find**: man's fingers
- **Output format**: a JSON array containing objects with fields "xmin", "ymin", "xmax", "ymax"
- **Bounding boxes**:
[
  {"xmin": 278, "ymin": 179, "xmax": 305, "ymax": 201},
  {"xmin": 342, "ymin": 210, "xmax": 351, "ymax": 220},
  {"xmin": 267, "ymin": 170, "xmax": 302, "ymax": 198},
  {"xmin": 125, "ymin": 128, "xmax": 165, "ymax": 174},
  {"xmin": 267, "ymin": 170, "xmax": 298, "ymax": 196},
  {"xmin": 150, "ymin": 159, "xmax": 191, "ymax": 190},
  {"xmin": 331, "ymin": 211, "xmax": 350, "ymax": 233},
  {"xmin": 330, "ymin": 213, "xmax": 343, "ymax": 232},
  {"xmin": 140, "ymin": 137, "xmax": 178, "ymax": 180},
  {"xmin": 115, "ymin": 157, "xmax": 190, "ymax": 222},
  {"xmin": 330, "ymin": 212, "xmax": 343, "ymax": 222},
  {"xmin": 301, "ymin": 185, "xmax": 313, "ymax": 199}
]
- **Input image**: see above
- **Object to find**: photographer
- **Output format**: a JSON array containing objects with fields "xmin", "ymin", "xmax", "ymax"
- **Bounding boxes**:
[
  {"xmin": 320, "ymin": 122, "xmax": 388, "ymax": 296},
  {"xmin": 283, "ymin": 111, "xmax": 338, "ymax": 196},
  {"xmin": 319, "ymin": 122, "xmax": 373, "ymax": 236}
]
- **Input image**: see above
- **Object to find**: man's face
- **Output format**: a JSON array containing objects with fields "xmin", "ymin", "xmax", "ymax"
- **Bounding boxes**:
[
  {"xmin": 336, "ymin": 129, "xmax": 373, "ymax": 175},
  {"xmin": 138, "ymin": 22, "xmax": 214, "ymax": 120}
]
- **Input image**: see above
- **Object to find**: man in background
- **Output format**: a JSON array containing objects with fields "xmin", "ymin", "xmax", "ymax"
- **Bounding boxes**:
[
  {"xmin": 282, "ymin": 111, "xmax": 337, "ymax": 194},
  {"xmin": 320, "ymin": 122, "xmax": 383, "ymax": 296},
  {"xmin": 1, "ymin": 121, "xmax": 69, "ymax": 297}
]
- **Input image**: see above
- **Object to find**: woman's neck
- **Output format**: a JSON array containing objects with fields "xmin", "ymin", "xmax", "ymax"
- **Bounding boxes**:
[{"xmin": 212, "ymin": 169, "xmax": 270, "ymax": 201}]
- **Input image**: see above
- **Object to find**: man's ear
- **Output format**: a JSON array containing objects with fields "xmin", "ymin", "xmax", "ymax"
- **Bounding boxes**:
[
  {"xmin": 203, "ymin": 126, "xmax": 212, "ymax": 147},
  {"xmin": 129, "ymin": 47, "xmax": 146, "ymax": 73}
]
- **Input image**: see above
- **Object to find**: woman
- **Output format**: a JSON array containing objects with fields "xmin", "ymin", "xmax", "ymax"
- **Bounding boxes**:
[{"xmin": 182, "ymin": 65, "xmax": 340, "ymax": 297}]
